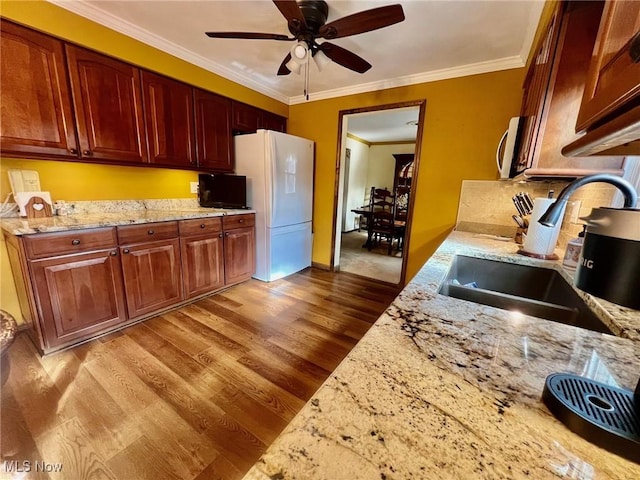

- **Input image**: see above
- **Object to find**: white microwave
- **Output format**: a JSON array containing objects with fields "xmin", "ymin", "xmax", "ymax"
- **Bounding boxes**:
[{"xmin": 496, "ymin": 116, "xmax": 524, "ymax": 179}]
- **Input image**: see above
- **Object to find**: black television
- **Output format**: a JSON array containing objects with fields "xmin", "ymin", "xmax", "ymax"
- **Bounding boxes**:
[{"xmin": 198, "ymin": 174, "xmax": 248, "ymax": 209}]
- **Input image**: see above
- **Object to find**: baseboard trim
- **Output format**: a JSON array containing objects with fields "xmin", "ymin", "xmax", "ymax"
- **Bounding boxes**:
[{"xmin": 311, "ymin": 261, "xmax": 332, "ymax": 271}]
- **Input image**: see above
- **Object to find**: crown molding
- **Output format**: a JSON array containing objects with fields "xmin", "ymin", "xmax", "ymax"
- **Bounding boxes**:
[
  {"xmin": 47, "ymin": 0, "xmax": 528, "ymax": 107},
  {"xmin": 346, "ymin": 133, "xmax": 371, "ymax": 147},
  {"xmin": 289, "ymin": 55, "xmax": 525, "ymax": 104},
  {"xmin": 46, "ymin": 0, "xmax": 290, "ymax": 104}
]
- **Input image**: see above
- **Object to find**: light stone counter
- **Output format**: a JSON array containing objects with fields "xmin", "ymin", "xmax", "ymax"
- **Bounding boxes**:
[
  {"xmin": 0, "ymin": 207, "xmax": 254, "ymax": 236},
  {"xmin": 244, "ymin": 230, "xmax": 640, "ymax": 480}
]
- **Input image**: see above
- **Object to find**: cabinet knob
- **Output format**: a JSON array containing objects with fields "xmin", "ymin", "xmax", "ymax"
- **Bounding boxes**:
[
  {"xmin": 71, "ymin": 239, "xmax": 81, "ymax": 246},
  {"xmin": 218, "ymin": 233, "xmax": 223, "ymax": 238},
  {"xmin": 239, "ymin": 219, "xmax": 244, "ymax": 223},
  {"xmin": 147, "ymin": 229, "xmax": 155, "ymax": 235},
  {"xmin": 82, "ymin": 150, "xmax": 92, "ymax": 156},
  {"xmin": 630, "ymin": 31, "xmax": 640, "ymax": 63},
  {"xmin": 200, "ymin": 224, "xmax": 206, "ymax": 229},
  {"xmin": 110, "ymin": 250, "xmax": 118, "ymax": 256},
  {"xmin": 123, "ymin": 248, "xmax": 130, "ymax": 254},
  {"xmin": 225, "ymin": 232, "xmax": 229, "ymax": 237},
  {"xmin": 69, "ymin": 148, "xmax": 78, "ymax": 155}
]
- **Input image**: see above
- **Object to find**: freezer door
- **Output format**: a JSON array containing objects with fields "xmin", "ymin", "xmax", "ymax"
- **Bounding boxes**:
[
  {"xmin": 254, "ymin": 222, "xmax": 312, "ymax": 282},
  {"xmin": 266, "ymin": 131, "xmax": 314, "ymax": 228}
]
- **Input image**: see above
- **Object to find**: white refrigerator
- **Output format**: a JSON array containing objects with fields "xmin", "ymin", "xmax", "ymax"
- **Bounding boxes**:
[{"xmin": 234, "ymin": 130, "xmax": 314, "ymax": 282}]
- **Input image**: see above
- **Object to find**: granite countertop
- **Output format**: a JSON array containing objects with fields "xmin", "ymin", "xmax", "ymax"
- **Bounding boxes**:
[
  {"xmin": 0, "ymin": 207, "xmax": 255, "ymax": 236},
  {"xmin": 244, "ymin": 230, "xmax": 640, "ymax": 480}
]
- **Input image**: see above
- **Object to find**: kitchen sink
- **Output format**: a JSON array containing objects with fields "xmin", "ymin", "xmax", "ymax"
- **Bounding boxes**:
[{"xmin": 438, "ymin": 255, "xmax": 612, "ymax": 334}]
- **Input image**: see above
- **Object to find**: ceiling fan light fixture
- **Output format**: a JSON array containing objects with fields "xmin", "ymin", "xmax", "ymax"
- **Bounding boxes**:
[
  {"xmin": 285, "ymin": 58, "xmax": 303, "ymax": 74},
  {"xmin": 290, "ymin": 41, "xmax": 309, "ymax": 63},
  {"xmin": 312, "ymin": 49, "xmax": 331, "ymax": 72}
]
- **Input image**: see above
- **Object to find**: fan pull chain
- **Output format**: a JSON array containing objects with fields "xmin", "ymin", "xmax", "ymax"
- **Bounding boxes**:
[{"xmin": 304, "ymin": 61, "xmax": 310, "ymax": 101}]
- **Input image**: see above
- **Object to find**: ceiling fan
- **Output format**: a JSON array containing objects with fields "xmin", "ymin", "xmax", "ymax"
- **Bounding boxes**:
[{"xmin": 205, "ymin": 0, "xmax": 405, "ymax": 76}]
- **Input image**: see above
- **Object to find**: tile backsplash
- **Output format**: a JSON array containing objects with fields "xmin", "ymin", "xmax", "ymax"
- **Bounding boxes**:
[{"xmin": 456, "ymin": 179, "xmax": 618, "ymax": 250}]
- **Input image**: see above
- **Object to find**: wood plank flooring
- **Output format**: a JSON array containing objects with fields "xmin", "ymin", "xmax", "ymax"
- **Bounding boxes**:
[{"xmin": 0, "ymin": 269, "xmax": 400, "ymax": 480}]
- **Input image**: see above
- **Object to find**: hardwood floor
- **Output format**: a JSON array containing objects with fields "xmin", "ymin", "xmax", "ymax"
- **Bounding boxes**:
[{"xmin": 0, "ymin": 268, "xmax": 400, "ymax": 480}]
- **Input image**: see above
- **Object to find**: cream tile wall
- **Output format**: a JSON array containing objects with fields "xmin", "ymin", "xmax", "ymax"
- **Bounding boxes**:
[{"xmin": 456, "ymin": 180, "xmax": 617, "ymax": 249}]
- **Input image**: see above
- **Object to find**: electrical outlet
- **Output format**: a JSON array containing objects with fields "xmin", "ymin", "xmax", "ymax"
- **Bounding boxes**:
[{"xmin": 190, "ymin": 182, "xmax": 199, "ymax": 194}]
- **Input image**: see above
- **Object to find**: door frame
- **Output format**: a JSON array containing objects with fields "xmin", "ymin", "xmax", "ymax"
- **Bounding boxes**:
[{"xmin": 330, "ymin": 99, "xmax": 427, "ymax": 286}]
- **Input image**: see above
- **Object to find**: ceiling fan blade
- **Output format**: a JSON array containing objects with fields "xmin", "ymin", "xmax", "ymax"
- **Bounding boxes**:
[
  {"xmin": 273, "ymin": 1, "xmax": 307, "ymax": 32},
  {"xmin": 319, "ymin": 4, "xmax": 405, "ymax": 39},
  {"xmin": 277, "ymin": 53, "xmax": 292, "ymax": 76},
  {"xmin": 205, "ymin": 32, "xmax": 292, "ymax": 41},
  {"xmin": 318, "ymin": 42, "xmax": 371, "ymax": 73}
]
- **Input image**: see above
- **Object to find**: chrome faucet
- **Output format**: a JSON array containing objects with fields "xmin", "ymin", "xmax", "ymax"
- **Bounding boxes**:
[{"xmin": 538, "ymin": 173, "xmax": 638, "ymax": 227}]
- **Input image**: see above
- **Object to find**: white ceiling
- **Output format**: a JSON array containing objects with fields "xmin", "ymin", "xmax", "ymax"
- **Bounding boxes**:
[
  {"xmin": 347, "ymin": 106, "xmax": 419, "ymax": 143},
  {"xmin": 49, "ymin": 0, "xmax": 545, "ymax": 105}
]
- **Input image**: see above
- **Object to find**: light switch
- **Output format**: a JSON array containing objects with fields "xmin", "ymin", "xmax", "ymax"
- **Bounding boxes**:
[{"xmin": 190, "ymin": 182, "xmax": 199, "ymax": 194}]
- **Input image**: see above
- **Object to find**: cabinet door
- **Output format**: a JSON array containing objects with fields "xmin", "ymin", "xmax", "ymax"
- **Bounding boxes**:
[
  {"xmin": 66, "ymin": 45, "xmax": 148, "ymax": 164},
  {"xmin": 232, "ymin": 101, "xmax": 261, "ymax": 134},
  {"xmin": 29, "ymin": 249, "xmax": 127, "ymax": 350},
  {"xmin": 576, "ymin": 1, "xmax": 640, "ymax": 131},
  {"xmin": 120, "ymin": 239, "xmax": 183, "ymax": 318},
  {"xmin": 194, "ymin": 89, "xmax": 233, "ymax": 171},
  {"xmin": 181, "ymin": 234, "xmax": 225, "ymax": 298},
  {"xmin": 259, "ymin": 111, "xmax": 287, "ymax": 132},
  {"xmin": 223, "ymin": 226, "xmax": 256, "ymax": 285},
  {"xmin": 0, "ymin": 20, "xmax": 79, "ymax": 159},
  {"xmin": 515, "ymin": 7, "xmax": 562, "ymax": 173},
  {"xmin": 141, "ymin": 71, "xmax": 196, "ymax": 168}
]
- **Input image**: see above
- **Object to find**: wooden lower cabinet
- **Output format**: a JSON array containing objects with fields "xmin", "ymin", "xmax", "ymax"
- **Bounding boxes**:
[
  {"xmin": 179, "ymin": 217, "xmax": 225, "ymax": 299},
  {"xmin": 222, "ymin": 214, "xmax": 256, "ymax": 285},
  {"xmin": 120, "ymin": 238, "xmax": 184, "ymax": 318},
  {"xmin": 29, "ymin": 248, "xmax": 127, "ymax": 351},
  {"xmin": 5, "ymin": 215, "xmax": 255, "ymax": 355}
]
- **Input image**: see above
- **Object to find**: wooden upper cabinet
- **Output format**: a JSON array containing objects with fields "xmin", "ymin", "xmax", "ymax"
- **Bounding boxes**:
[
  {"xmin": 575, "ymin": 1, "xmax": 640, "ymax": 131},
  {"xmin": 0, "ymin": 20, "xmax": 79, "ymax": 159},
  {"xmin": 141, "ymin": 71, "xmax": 196, "ymax": 168},
  {"xmin": 194, "ymin": 89, "xmax": 233, "ymax": 171},
  {"xmin": 65, "ymin": 45, "xmax": 147, "ymax": 164},
  {"xmin": 260, "ymin": 111, "xmax": 287, "ymax": 133},
  {"xmin": 233, "ymin": 101, "xmax": 287, "ymax": 134},
  {"xmin": 232, "ymin": 101, "xmax": 261, "ymax": 134}
]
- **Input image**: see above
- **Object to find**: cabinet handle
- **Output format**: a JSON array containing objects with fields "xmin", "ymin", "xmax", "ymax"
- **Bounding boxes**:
[
  {"xmin": 200, "ymin": 224, "xmax": 206, "ymax": 229},
  {"xmin": 69, "ymin": 148, "xmax": 78, "ymax": 155},
  {"xmin": 147, "ymin": 229, "xmax": 155, "ymax": 235},
  {"xmin": 123, "ymin": 248, "xmax": 130, "ymax": 254},
  {"xmin": 630, "ymin": 31, "xmax": 640, "ymax": 63},
  {"xmin": 82, "ymin": 150, "xmax": 92, "ymax": 156},
  {"xmin": 110, "ymin": 250, "xmax": 118, "ymax": 256},
  {"xmin": 71, "ymin": 239, "xmax": 81, "ymax": 246}
]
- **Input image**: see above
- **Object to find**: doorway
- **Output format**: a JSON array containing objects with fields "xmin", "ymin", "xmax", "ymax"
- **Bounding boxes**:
[{"xmin": 331, "ymin": 101, "xmax": 426, "ymax": 286}]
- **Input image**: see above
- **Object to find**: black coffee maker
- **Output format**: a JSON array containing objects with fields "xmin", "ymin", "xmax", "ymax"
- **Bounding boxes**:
[{"xmin": 539, "ymin": 173, "xmax": 639, "ymax": 309}]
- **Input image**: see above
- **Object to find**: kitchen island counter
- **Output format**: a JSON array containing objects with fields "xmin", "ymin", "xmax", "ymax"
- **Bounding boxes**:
[{"xmin": 244, "ymin": 230, "xmax": 640, "ymax": 480}]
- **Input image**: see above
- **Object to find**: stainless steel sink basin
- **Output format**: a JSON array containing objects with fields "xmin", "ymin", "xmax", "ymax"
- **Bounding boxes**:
[{"xmin": 439, "ymin": 255, "xmax": 612, "ymax": 334}]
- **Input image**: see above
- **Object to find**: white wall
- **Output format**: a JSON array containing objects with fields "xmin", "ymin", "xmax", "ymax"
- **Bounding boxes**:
[
  {"xmin": 367, "ymin": 144, "xmax": 416, "ymax": 194},
  {"xmin": 342, "ymin": 137, "xmax": 370, "ymax": 232}
]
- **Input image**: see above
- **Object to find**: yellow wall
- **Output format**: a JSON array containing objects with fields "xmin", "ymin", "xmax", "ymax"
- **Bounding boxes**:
[
  {"xmin": 0, "ymin": 0, "xmax": 288, "ymax": 322},
  {"xmin": 287, "ymin": 69, "xmax": 526, "ymax": 281},
  {"xmin": 0, "ymin": 0, "xmax": 526, "ymax": 322}
]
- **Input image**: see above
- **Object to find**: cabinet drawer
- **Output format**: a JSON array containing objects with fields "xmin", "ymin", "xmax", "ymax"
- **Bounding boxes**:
[
  {"xmin": 179, "ymin": 217, "xmax": 222, "ymax": 237},
  {"xmin": 223, "ymin": 214, "xmax": 255, "ymax": 230},
  {"xmin": 117, "ymin": 221, "xmax": 178, "ymax": 244},
  {"xmin": 24, "ymin": 227, "xmax": 117, "ymax": 259}
]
